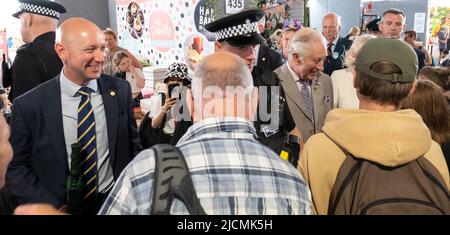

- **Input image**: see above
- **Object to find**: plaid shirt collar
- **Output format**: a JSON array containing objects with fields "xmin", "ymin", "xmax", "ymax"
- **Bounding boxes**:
[{"xmin": 177, "ymin": 117, "xmax": 258, "ymax": 145}]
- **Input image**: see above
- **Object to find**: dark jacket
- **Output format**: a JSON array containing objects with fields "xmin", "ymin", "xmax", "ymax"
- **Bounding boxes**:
[
  {"xmin": 252, "ymin": 66, "xmax": 296, "ymax": 154},
  {"xmin": 324, "ymin": 37, "xmax": 352, "ymax": 76},
  {"xmin": 8, "ymin": 32, "xmax": 63, "ymax": 102},
  {"xmin": 257, "ymin": 44, "xmax": 284, "ymax": 71},
  {"xmin": 166, "ymin": 66, "xmax": 296, "ymax": 155},
  {"xmin": 6, "ymin": 74, "xmax": 142, "ymax": 207},
  {"xmin": 413, "ymin": 48, "xmax": 426, "ymax": 71}
]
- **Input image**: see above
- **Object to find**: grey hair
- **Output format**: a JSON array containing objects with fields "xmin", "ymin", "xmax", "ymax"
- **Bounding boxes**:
[
  {"xmin": 192, "ymin": 52, "xmax": 254, "ymax": 102},
  {"xmin": 288, "ymin": 27, "xmax": 327, "ymax": 60},
  {"xmin": 323, "ymin": 12, "xmax": 342, "ymax": 26},
  {"xmin": 343, "ymin": 34, "xmax": 376, "ymax": 69}
]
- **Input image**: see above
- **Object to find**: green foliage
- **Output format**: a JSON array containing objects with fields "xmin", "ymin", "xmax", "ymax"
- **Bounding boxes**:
[
  {"xmin": 304, "ymin": 0, "xmax": 310, "ymax": 27},
  {"xmin": 205, "ymin": 0, "xmax": 217, "ymax": 19},
  {"xmin": 249, "ymin": 0, "xmax": 275, "ymax": 8}
]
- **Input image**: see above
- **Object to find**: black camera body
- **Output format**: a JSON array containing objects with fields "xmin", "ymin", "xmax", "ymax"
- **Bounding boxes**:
[
  {"xmin": 167, "ymin": 83, "xmax": 181, "ymax": 99},
  {"xmin": 284, "ymin": 135, "xmax": 301, "ymax": 167}
]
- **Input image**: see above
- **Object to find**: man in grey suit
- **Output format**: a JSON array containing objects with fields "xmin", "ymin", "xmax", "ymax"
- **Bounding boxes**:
[{"xmin": 275, "ymin": 28, "xmax": 333, "ymax": 142}]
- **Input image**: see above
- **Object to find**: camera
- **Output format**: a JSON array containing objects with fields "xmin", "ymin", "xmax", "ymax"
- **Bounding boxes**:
[{"xmin": 167, "ymin": 83, "xmax": 181, "ymax": 99}]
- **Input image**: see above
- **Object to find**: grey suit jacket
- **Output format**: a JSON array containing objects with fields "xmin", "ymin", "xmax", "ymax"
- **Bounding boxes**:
[{"xmin": 275, "ymin": 64, "xmax": 333, "ymax": 141}]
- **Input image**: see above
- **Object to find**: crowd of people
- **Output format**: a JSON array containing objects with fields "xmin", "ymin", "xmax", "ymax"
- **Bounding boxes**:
[{"xmin": 0, "ymin": 0, "xmax": 449, "ymax": 215}]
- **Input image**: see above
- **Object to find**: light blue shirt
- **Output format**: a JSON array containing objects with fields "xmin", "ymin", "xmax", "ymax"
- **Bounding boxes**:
[
  {"xmin": 329, "ymin": 37, "xmax": 339, "ymax": 54},
  {"xmin": 60, "ymin": 72, "xmax": 114, "ymax": 193}
]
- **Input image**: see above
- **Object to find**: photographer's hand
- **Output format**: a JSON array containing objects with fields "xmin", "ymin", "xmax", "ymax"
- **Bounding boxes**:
[
  {"xmin": 151, "ymin": 97, "xmax": 177, "ymax": 129},
  {"xmin": 161, "ymin": 97, "xmax": 177, "ymax": 113}
]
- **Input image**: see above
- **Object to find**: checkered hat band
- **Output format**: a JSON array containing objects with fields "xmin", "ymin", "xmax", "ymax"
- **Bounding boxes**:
[
  {"xmin": 215, "ymin": 22, "xmax": 260, "ymax": 41},
  {"xmin": 20, "ymin": 3, "xmax": 60, "ymax": 18}
]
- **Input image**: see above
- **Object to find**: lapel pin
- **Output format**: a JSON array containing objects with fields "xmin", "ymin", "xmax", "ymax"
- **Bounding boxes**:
[
  {"xmin": 262, "ymin": 57, "xmax": 266, "ymax": 61},
  {"xmin": 110, "ymin": 91, "xmax": 116, "ymax": 96}
]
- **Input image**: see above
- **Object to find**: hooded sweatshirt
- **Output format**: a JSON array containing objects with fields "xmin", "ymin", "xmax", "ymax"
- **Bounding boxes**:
[{"xmin": 299, "ymin": 109, "xmax": 450, "ymax": 215}]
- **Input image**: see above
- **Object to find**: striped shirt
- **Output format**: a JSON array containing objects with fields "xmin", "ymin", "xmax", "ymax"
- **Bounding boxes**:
[{"xmin": 99, "ymin": 117, "xmax": 311, "ymax": 215}]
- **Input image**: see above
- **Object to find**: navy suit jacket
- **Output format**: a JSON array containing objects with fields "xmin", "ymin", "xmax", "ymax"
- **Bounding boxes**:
[
  {"xmin": 324, "ymin": 37, "xmax": 352, "ymax": 76},
  {"xmin": 6, "ymin": 74, "xmax": 142, "ymax": 207}
]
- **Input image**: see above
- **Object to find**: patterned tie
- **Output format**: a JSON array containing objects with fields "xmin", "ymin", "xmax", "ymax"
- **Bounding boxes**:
[
  {"xmin": 299, "ymin": 80, "xmax": 313, "ymax": 120},
  {"xmin": 77, "ymin": 86, "xmax": 98, "ymax": 200},
  {"xmin": 326, "ymin": 42, "xmax": 333, "ymax": 65},
  {"xmin": 327, "ymin": 42, "xmax": 333, "ymax": 57}
]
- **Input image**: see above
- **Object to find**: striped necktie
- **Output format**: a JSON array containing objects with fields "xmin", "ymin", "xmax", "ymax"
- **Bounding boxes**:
[
  {"xmin": 327, "ymin": 42, "xmax": 333, "ymax": 57},
  {"xmin": 298, "ymin": 79, "xmax": 313, "ymax": 120},
  {"xmin": 77, "ymin": 86, "xmax": 98, "ymax": 200},
  {"xmin": 326, "ymin": 42, "xmax": 333, "ymax": 66}
]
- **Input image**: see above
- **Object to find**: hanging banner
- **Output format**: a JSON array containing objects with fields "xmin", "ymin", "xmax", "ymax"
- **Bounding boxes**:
[{"xmin": 115, "ymin": 0, "xmax": 214, "ymax": 70}]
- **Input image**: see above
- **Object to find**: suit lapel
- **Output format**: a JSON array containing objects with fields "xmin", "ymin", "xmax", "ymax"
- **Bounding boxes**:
[
  {"xmin": 312, "ymin": 73, "xmax": 325, "ymax": 125},
  {"xmin": 97, "ymin": 75, "xmax": 118, "ymax": 161},
  {"xmin": 278, "ymin": 64, "xmax": 314, "ymax": 123},
  {"xmin": 42, "ymin": 76, "xmax": 68, "ymax": 168}
]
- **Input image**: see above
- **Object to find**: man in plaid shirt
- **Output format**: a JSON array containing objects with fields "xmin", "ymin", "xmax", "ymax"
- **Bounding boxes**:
[{"xmin": 98, "ymin": 52, "xmax": 311, "ymax": 215}]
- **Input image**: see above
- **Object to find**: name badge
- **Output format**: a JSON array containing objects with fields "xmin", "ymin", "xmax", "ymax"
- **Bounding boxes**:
[
  {"xmin": 332, "ymin": 51, "xmax": 339, "ymax": 59},
  {"xmin": 262, "ymin": 125, "xmax": 279, "ymax": 138}
]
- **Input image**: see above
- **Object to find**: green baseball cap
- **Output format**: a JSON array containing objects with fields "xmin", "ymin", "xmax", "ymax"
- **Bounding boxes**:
[{"xmin": 355, "ymin": 38, "xmax": 418, "ymax": 83}]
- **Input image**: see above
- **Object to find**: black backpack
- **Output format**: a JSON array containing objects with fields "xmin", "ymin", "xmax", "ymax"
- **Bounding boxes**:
[
  {"xmin": 150, "ymin": 144, "xmax": 206, "ymax": 215},
  {"xmin": 328, "ymin": 152, "xmax": 450, "ymax": 215}
]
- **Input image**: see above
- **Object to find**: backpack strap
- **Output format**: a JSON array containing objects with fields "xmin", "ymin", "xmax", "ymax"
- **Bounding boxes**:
[
  {"xmin": 323, "ymin": 134, "xmax": 363, "ymax": 215},
  {"xmin": 328, "ymin": 153, "xmax": 362, "ymax": 215},
  {"xmin": 150, "ymin": 144, "xmax": 207, "ymax": 215}
]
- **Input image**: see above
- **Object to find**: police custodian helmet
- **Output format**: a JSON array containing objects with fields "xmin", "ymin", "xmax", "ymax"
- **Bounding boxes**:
[{"xmin": 13, "ymin": 0, "xmax": 66, "ymax": 20}]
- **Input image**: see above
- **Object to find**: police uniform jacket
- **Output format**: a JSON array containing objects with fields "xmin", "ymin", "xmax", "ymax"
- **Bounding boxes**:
[
  {"xmin": 252, "ymin": 65, "xmax": 296, "ymax": 154},
  {"xmin": 9, "ymin": 31, "xmax": 63, "ymax": 101}
]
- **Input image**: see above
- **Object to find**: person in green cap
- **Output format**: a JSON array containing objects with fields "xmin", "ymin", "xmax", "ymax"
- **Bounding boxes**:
[{"xmin": 298, "ymin": 38, "xmax": 450, "ymax": 215}]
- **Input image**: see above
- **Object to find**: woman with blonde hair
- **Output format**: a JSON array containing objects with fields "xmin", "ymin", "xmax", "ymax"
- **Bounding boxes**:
[
  {"xmin": 103, "ymin": 28, "xmax": 142, "ymax": 75},
  {"xmin": 331, "ymin": 34, "xmax": 376, "ymax": 108},
  {"xmin": 400, "ymin": 79, "xmax": 450, "ymax": 169},
  {"xmin": 113, "ymin": 51, "xmax": 145, "ymax": 107},
  {"xmin": 344, "ymin": 26, "xmax": 360, "ymax": 41}
]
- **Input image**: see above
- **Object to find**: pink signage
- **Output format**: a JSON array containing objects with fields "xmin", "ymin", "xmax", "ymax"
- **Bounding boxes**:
[{"xmin": 149, "ymin": 9, "xmax": 175, "ymax": 52}]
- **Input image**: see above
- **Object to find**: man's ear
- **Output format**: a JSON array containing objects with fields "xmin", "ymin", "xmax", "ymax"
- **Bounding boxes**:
[
  {"xmin": 214, "ymin": 41, "xmax": 222, "ymax": 52},
  {"xmin": 23, "ymin": 13, "xmax": 33, "ymax": 27},
  {"xmin": 54, "ymin": 43, "xmax": 65, "ymax": 60},
  {"xmin": 293, "ymin": 53, "xmax": 301, "ymax": 64}
]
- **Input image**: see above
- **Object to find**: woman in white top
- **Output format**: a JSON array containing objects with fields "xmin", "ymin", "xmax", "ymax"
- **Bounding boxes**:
[
  {"xmin": 113, "ymin": 51, "xmax": 145, "ymax": 107},
  {"xmin": 146, "ymin": 62, "xmax": 191, "ymax": 145},
  {"xmin": 331, "ymin": 34, "xmax": 376, "ymax": 109},
  {"xmin": 103, "ymin": 28, "xmax": 142, "ymax": 75}
]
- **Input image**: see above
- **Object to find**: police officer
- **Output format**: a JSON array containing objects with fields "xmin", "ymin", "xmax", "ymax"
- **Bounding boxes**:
[
  {"xmin": 7, "ymin": 0, "xmax": 66, "ymax": 102},
  {"xmin": 205, "ymin": 9, "xmax": 302, "ymax": 166}
]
